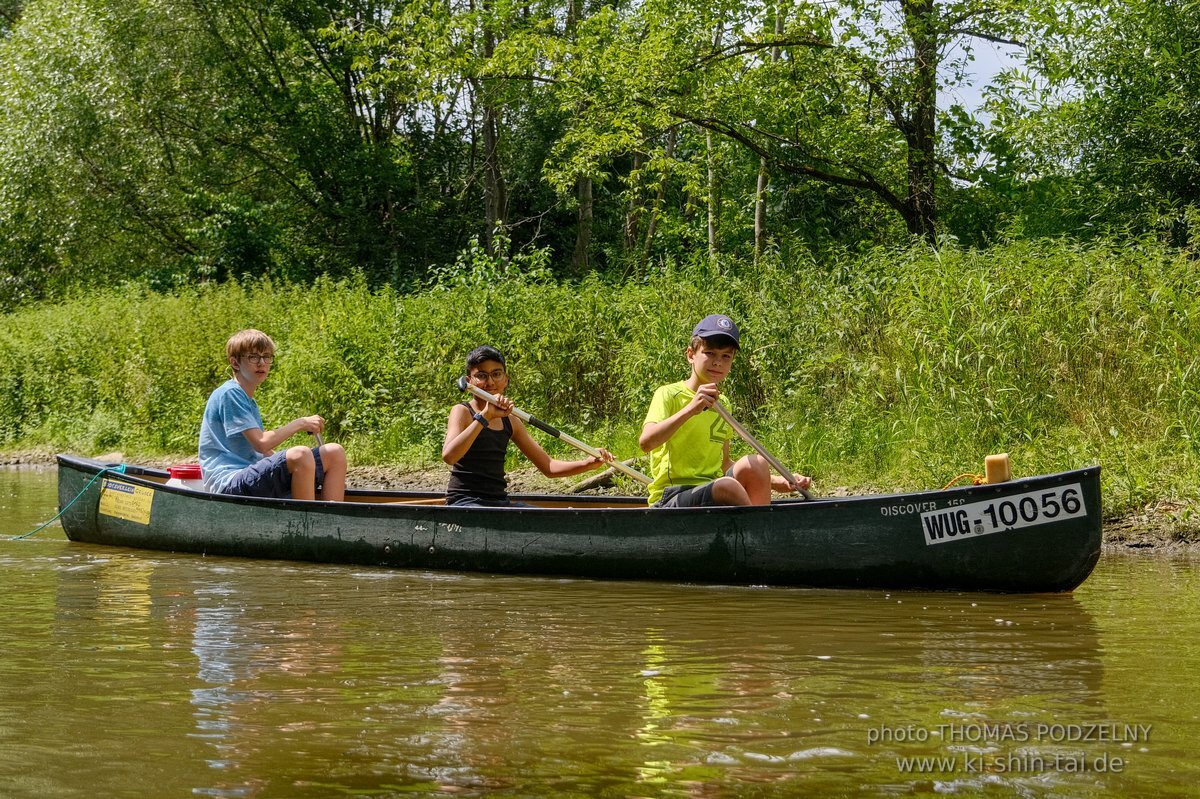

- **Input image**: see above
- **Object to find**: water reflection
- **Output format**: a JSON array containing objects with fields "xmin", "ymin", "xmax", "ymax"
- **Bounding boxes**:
[
  {"xmin": 95, "ymin": 557, "xmax": 155, "ymax": 625},
  {"xmin": 0, "ymin": 464, "xmax": 60, "ymax": 537},
  {"xmin": 3, "ymin": 466, "xmax": 1196, "ymax": 797},
  {"xmin": 191, "ymin": 583, "xmax": 253, "ymax": 790}
]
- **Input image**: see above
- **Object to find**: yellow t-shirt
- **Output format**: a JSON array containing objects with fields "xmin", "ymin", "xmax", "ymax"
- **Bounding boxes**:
[{"xmin": 643, "ymin": 381, "xmax": 736, "ymax": 505}]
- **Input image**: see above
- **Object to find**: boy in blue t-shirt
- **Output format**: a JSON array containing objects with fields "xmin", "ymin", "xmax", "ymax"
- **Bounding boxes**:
[{"xmin": 199, "ymin": 329, "xmax": 347, "ymax": 501}]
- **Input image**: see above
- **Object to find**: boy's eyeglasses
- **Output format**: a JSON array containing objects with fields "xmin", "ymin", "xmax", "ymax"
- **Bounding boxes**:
[
  {"xmin": 471, "ymin": 369, "xmax": 506, "ymax": 381},
  {"xmin": 243, "ymin": 354, "xmax": 274, "ymax": 364}
]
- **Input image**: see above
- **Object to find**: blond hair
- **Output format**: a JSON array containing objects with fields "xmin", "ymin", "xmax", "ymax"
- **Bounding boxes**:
[{"xmin": 226, "ymin": 329, "xmax": 275, "ymax": 362}]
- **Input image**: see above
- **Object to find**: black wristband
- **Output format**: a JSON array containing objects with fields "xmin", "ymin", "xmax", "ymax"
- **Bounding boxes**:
[{"xmin": 473, "ymin": 412, "xmax": 488, "ymax": 427}]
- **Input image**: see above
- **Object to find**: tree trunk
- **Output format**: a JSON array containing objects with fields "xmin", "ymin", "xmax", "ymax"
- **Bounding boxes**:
[
  {"xmin": 643, "ymin": 130, "xmax": 676, "ymax": 260},
  {"xmin": 625, "ymin": 150, "xmax": 645, "ymax": 253},
  {"xmin": 755, "ymin": 6, "xmax": 786, "ymax": 264},
  {"xmin": 571, "ymin": 176, "xmax": 592, "ymax": 273},
  {"xmin": 706, "ymin": 23, "xmax": 723, "ymax": 261},
  {"xmin": 754, "ymin": 163, "xmax": 769, "ymax": 261},
  {"xmin": 566, "ymin": 0, "xmax": 582, "ymax": 29},
  {"xmin": 706, "ymin": 127, "xmax": 718, "ymax": 261},
  {"xmin": 902, "ymin": 0, "xmax": 938, "ymax": 242},
  {"xmin": 480, "ymin": 3, "xmax": 507, "ymax": 257}
]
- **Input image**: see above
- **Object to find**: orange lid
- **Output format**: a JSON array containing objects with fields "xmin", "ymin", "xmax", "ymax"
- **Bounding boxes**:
[{"xmin": 168, "ymin": 464, "xmax": 203, "ymax": 479}]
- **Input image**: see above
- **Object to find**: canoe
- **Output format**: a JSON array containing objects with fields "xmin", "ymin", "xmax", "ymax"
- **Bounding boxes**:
[{"xmin": 55, "ymin": 453, "xmax": 1102, "ymax": 592}]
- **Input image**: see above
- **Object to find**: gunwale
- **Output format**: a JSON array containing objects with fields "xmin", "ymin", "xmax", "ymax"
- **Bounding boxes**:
[{"xmin": 55, "ymin": 454, "xmax": 1102, "ymax": 592}]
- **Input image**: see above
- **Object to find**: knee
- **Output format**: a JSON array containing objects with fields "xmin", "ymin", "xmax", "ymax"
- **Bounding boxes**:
[
  {"xmin": 286, "ymin": 446, "xmax": 315, "ymax": 470},
  {"xmin": 747, "ymin": 453, "xmax": 770, "ymax": 474},
  {"xmin": 735, "ymin": 454, "xmax": 770, "ymax": 480},
  {"xmin": 321, "ymin": 443, "xmax": 347, "ymax": 468}
]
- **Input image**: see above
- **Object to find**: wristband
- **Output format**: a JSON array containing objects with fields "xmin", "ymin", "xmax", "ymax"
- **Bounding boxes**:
[{"xmin": 473, "ymin": 412, "xmax": 488, "ymax": 427}]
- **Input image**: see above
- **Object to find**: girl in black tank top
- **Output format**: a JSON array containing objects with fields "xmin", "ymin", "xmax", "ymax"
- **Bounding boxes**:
[{"xmin": 441, "ymin": 346, "xmax": 614, "ymax": 506}]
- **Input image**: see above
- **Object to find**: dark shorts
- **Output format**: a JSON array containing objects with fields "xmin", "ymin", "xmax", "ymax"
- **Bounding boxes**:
[
  {"xmin": 655, "ymin": 482, "xmax": 717, "ymax": 508},
  {"xmin": 446, "ymin": 494, "xmax": 533, "ymax": 508},
  {"xmin": 222, "ymin": 447, "xmax": 325, "ymax": 499}
]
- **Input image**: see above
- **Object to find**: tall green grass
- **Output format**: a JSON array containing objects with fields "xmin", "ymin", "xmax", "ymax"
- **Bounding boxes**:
[{"xmin": 1, "ymin": 239, "xmax": 1197, "ymax": 515}]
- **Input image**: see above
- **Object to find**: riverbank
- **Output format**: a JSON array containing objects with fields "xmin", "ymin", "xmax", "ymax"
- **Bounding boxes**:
[
  {"xmin": 4, "ymin": 247, "xmax": 1200, "ymax": 521},
  {"xmin": 8, "ymin": 447, "xmax": 1197, "ymax": 554}
]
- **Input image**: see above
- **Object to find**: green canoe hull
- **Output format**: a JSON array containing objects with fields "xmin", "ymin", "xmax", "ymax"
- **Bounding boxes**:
[{"xmin": 56, "ymin": 454, "xmax": 1102, "ymax": 592}]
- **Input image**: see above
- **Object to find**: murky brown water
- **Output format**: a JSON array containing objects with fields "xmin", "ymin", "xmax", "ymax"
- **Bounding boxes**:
[{"xmin": 3, "ymin": 467, "xmax": 1199, "ymax": 797}]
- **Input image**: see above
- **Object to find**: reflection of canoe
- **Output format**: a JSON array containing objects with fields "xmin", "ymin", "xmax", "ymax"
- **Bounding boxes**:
[{"xmin": 56, "ymin": 454, "xmax": 1102, "ymax": 592}]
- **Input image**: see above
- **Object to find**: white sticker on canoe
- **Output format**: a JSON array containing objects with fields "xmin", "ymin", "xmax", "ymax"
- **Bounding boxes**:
[{"xmin": 921, "ymin": 483, "xmax": 1086, "ymax": 545}]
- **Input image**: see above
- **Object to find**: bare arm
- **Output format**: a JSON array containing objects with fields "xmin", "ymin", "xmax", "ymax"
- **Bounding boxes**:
[
  {"xmin": 771, "ymin": 473, "xmax": 812, "ymax": 492},
  {"xmin": 441, "ymin": 404, "xmax": 482, "ymax": 465},
  {"xmin": 442, "ymin": 395, "xmax": 515, "ymax": 465},
  {"xmin": 510, "ymin": 417, "xmax": 610, "ymax": 477},
  {"xmin": 242, "ymin": 415, "xmax": 324, "ymax": 455}
]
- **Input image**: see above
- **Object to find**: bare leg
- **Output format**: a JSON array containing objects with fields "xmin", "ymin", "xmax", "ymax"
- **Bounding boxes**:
[
  {"xmin": 317, "ymin": 443, "xmax": 347, "ymax": 502},
  {"xmin": 710, "ymin": 475, "xmax": 753, "ymax": 506},
  {"xmin": 286, "ymin": 445, "xmax": 316, "ymax": 501},
  {"xmin": 731, "ymin": 454, "xmax": 773, "ymax": 505}
]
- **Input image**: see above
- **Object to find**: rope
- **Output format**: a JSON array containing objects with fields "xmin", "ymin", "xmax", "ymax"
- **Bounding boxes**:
[
  {"xmin": 10, "ymin": 464, "xmax": 127, "ymax": 541},
  {"xmin": 942, "ymin": 473, "xmax": 986, "ymax": 490}
]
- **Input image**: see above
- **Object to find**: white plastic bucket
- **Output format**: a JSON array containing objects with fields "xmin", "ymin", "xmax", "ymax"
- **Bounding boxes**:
[{"xmin": 165, "ymin": 463, "xmax": 207, "ymax": 491}]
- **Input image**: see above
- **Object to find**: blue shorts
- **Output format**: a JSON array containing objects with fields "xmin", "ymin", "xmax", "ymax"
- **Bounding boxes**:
[{"xmin": 222, "ymin": 447, "xmax": 325, "ymax": 499}]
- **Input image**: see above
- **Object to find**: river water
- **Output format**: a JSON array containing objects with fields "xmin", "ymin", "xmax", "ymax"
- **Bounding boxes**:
[{"xmin": 2, "ymin": 466, "xmax": 1198, "ymax": 798}]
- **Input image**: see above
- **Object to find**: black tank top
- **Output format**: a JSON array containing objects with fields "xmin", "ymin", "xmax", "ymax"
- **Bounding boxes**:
[{"xmin": 447, "ymin": 401, "xmax": 512, "ymax": 502}]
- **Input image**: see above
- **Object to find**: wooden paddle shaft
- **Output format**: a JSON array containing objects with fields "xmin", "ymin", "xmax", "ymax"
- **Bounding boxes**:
[
  {"xmin": 712, "ymin": 401, "xmax": 799, "ymax": 487},
  {"xmin": 458, "ymin": 379, "xmax": 653, "ymax": 486}
]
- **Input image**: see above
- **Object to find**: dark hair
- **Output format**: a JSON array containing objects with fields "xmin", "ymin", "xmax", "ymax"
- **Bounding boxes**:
[
  {"xmin": 465, "ymin": 345, "xmax": 506, "ymax": 373},
  {"xmin": 690, "ymin": 335, "xmax": 739, "ymax": 352}
]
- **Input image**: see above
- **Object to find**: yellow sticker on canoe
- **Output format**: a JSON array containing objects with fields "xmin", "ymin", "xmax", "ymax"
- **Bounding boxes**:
[{"xmin": 98, "ymin": 479, "xmax": 154, "ymax": 525}]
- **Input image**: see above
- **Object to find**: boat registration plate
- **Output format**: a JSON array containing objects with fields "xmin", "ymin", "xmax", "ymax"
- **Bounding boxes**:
[
  {"xmin": 99, "ymin": 479, "xmax": 154, "ymax": 525},
  {"xmin": 921, "ymin": 483, "xmax": 1086, "ymax": 545}
]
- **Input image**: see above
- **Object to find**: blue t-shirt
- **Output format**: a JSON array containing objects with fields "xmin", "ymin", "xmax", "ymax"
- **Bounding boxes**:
[{"xmin": 199, "ymin": 379, "xmax": 265, "ymax": 492}]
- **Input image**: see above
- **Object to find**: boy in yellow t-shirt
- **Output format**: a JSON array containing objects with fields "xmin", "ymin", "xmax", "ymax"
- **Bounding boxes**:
[{"xmin": 639, "ymin": 315, "xmax": 811, "ymax": 507}]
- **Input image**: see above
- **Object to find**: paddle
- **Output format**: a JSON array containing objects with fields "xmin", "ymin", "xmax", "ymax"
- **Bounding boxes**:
[
  {"xmin": 711, "ymin": 400, "xmax": 813, "ymax": 499},
  {"xmin": 456, "ymin": 376, "xmax": 653, "ymax": 486}
]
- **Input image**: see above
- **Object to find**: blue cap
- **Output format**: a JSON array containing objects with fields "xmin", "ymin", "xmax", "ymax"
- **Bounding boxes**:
[{"xmin": 691, "ymin": 314, "xmax": 740, "ymax": 346}]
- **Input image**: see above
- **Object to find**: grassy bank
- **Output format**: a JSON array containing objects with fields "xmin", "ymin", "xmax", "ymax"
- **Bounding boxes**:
[{"xmin": 1, "ymin": 240, "xmax": 1197, "ymax": 522}]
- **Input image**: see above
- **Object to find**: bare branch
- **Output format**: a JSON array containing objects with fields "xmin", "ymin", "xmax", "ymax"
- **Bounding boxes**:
[
  {"xmin": 947, "ymin": 28, "xmax": 1026, "ymax": 48},
  {"xmin": 695, "ymin": 35, "xmax": 833, "ymax": 68},
  {"xmin": 681, "ymin": 114, "xmax": 909, "ymax": 215}
]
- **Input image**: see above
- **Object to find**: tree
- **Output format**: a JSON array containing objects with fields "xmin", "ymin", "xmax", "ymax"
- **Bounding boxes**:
[
  {"xmin": 0, "ymin": 0, "xmax": 503, "ymax": 300},
  {"xmin": 1047, "ymin": 0, "xmax": 1200, "ymax": 243},
  {"xmin": 516, "ymin": 0, "xmax": 1036, "ymax": 245},
  {"xmin": 0, "ymin": 0, "xmax": 196, "ymax": 301}
]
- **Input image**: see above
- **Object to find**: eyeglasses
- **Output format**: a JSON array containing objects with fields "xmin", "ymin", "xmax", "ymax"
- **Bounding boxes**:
[
  {"xmin": 243, "ymin": 354, "xmax": 274, "ymax": 364},
  {"xmin": 471, "ymin": 368, "xmax": 506, "ymax": 382}
]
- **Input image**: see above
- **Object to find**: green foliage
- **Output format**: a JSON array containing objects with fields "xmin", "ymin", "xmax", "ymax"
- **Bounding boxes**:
[
  {"xmin": 1070, "ymin": 0, "xmax": 1200, "ymax": 240},
  {"xmin": 0, "ymin": 0, "xmax": 488, "ymax": 306},
  {"xmin": 2, "ymin": 240, "xmax": 1198, "ymax": 518},
  {"xmin": 2, "ymin": 0, "xmax": 1196, "ymax": 303},
  {"xmin": 981, "ymin": 0, "xmax": 1200, "ymax": 243},
  {"xmin": 427, "ymin": 229, "xmax": 554, "ymax": 290}
]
